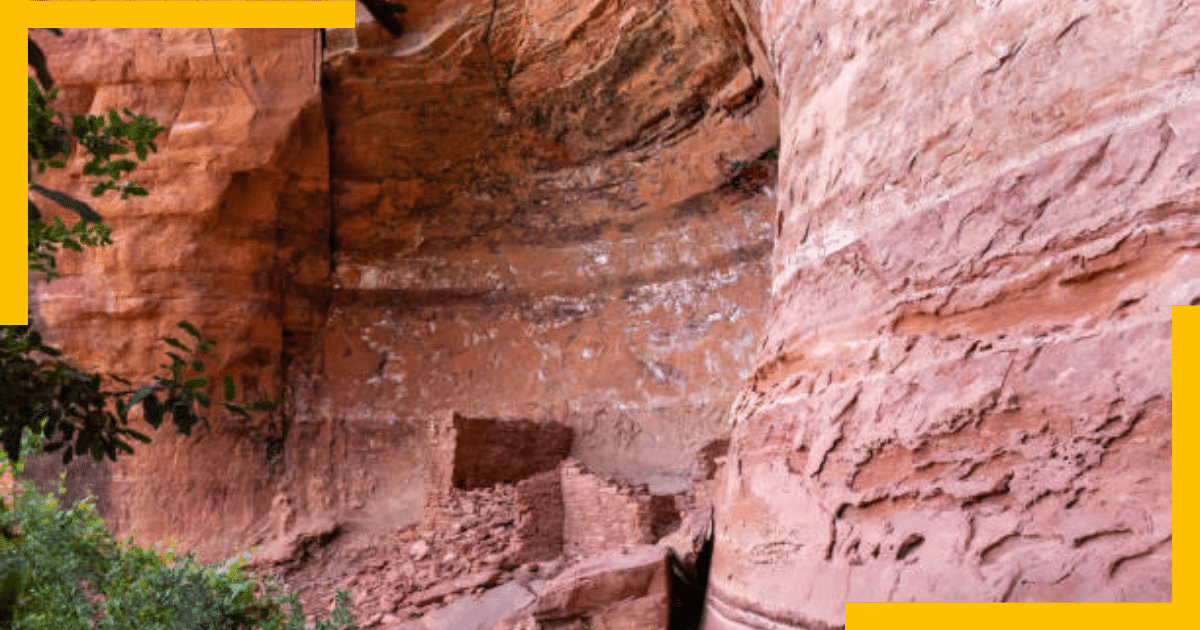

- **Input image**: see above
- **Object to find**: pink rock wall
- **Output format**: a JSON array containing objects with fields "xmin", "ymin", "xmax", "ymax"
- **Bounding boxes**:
[{"xmin": 705, "ymin": 0, "xmax": 1190, "ymax": 625}]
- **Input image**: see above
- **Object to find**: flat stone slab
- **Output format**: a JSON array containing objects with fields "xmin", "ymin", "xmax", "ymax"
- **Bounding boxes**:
[
  {"xmin": 534, "ymin": 544, "xmax": 669, "ymax": 621},
  {"xmin": 417, "ymin": 581, "xmax": 538, "ymax": 630}
]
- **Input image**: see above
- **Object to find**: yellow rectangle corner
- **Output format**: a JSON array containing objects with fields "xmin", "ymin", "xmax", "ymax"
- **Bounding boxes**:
[{"xmin": 24, "ymin": 2, "xmax": 355, "ymax": 29}]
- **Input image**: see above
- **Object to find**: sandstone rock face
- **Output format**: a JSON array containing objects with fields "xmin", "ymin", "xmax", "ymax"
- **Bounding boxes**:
[
  {"xmin": 29, "ymin": 0, "xmax": 1183, "ymax": 626},
  {"xmin": 705, "ymin": 0, "xmax": 1188, "ymax": 626},
  {"xmin": 291, "ymin": 0, "xmax": 779, "ymax": 534},
  {"xmin": 30, "ymin": 0, "xmax": 777, "ymax": 579},
  {"xmin": 30, "ymin": 28, "xmax": 329, "ymax": 558}
]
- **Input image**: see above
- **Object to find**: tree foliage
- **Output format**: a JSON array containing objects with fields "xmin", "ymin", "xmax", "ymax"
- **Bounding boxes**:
[
  {"xmin": 0, "ymin": 433, "xmax": 360, "ymax": 630},
  {"xmin": 0, "ymin": 321, "xmax": 280, "ymax": 466},
  {"xmin": 27, "ymin": 30, "xmax": 159, "ymax": 281},
  {"xmin": 4, "ymin": 28, "xmax": 325, "ymax": 628},
  {"xmin": 7, "ymin": 29, "xmax": 280, "ymax": 465}
]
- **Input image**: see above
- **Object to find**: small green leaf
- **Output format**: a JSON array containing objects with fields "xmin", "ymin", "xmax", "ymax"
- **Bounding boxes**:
[
  {"xmin": 247, "ymin": 399, "xmax": 282, "ymax": 412},
  {"xmin": 183, "ymin": 378, "xmax": 208, "ymax": 390},
  {"xmin": 175, "ymin": 410, "xmax": 195, "ymax": 436},
  {"xmin": 178, "ymin": 320, "xmax": 202, "ymax": 339},
  {"xmin": 162, "ymin": 337, "xmax": 190, "ymax": 352},
  {"xmin": 144, "ymin": 395, "xmax": 164, "ymax": 429},
  {"xmin": 125, "ymin": 429, "xmax": 152, "ymax": 444},
  {"xmin": 28, "ymin": 37, "xmax": 54, "ymax": 89},
  {"xmin": 126, "ymin": 384, "xmax": 154, "ymax": 410},
  {"xmin": 223, "ymin": 375, "xmax": 236, "ymax": 402},
  {"xmin": 224, "ymin": 403, "xmax": 250, "ymax": 418}
]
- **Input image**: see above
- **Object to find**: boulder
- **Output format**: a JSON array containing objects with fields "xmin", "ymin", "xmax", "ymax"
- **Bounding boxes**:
[
  {"xmin": 534, "ymin": 545, "xmax": 669, "ymax": 626},
  {"xmin": 405, "ymin": 582, "xmax": 538, "ymax": 630},
  {"xmin": 408, "ymin": 569, "xmax": 503, "ymax": 608}
]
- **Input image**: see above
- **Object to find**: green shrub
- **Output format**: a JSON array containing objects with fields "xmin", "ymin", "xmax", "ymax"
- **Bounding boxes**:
[{"xmin": 0, "ymin": 431, "xmax": 358, "ymax": 630}]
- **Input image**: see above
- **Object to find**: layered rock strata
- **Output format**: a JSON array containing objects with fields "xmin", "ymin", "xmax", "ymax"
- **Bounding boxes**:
[
  {"xmin": 27, "ymin": 0, "xmax": 1182, "ymax": 627},
  {"xmin": 30, "ymin": 0, "xmax": 778, "ymax": 613},
  {"xmin": 288, "ymin": 0, "xmax": 779, "ymax": 534},
  {"xmin": 704, "ymin": 0, "xmax": 1189, "ymax": 625}
]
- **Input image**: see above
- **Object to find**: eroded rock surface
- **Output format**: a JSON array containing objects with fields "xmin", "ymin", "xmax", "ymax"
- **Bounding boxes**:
[
  {"xmin": 30, "ymin": 2, "xmax": 774, "ymax": 626},
  {"xmin": 30, "ymin": 28, "xmax": 329, "ymax": 558},
  {"xmin": 289, "ymin": 0, "xmax": 778, "ymax": 536},
  {"xmin": 705, "ymin": 0, "xmax": 1188, "ymax": 626},
  {"xmin": 27, "ymin": 0, "xmax": 1184, "ymax": 628},
  {"xmin": 534, "ymin": 544, "xmax": 670, "ymax": 627},
  {"xmin": 31, "ymin": 0, "xmax": 775, "ymax": 564}
]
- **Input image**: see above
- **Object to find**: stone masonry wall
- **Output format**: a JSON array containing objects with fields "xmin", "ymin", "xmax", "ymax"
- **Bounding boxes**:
[
  {"xmin": 561, "ymin": 461, "xmax": 679, "ymax": 557},
  {"xmin": 513, "ymin": 470, "xmax": 565, "ymax": 565},
  {"xmin": 425, "ymin": 412, "xmax": 573, "ymax": 530},
  {"xmin": 451, "ymin": 416, "xmax": 574, "ymax": 490}
]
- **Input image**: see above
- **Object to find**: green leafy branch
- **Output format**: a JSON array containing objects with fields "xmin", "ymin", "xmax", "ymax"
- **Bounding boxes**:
[
  {"xmin": 0, "ymin": 320, "xmax": 280, "ymax": 466},
  {"xmin": 27, "ymin": 215, "xmax": 113, "ymax": 282},
  {"xmin": 28, "ymin": 63, "xmax": 163, "ymax": 284},
  {"xmin": 28, "ymin": 78, "xmax": 161, "ymax": 213},
  {"xmin": 119, "ymin": 321, "xmax": 282, "ymax": 441},
  {"xmin": 13, "ymin": 29, "xmax": 281, "ymax": 465},
  {"xmin": 1, "ymin": 431, "xmax": 360, "ymax": 629}
]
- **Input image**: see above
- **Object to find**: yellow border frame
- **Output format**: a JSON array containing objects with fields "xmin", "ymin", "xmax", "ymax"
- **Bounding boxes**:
[{"xmin": 5, "ymin": 3, "xmax": 1186, "ymax": 629}]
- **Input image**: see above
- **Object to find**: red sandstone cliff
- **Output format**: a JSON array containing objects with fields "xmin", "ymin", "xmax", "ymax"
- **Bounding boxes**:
[
  {"xmin": 31, "ymin": 2, "xmax": 774, "ymax": 625},
  {"xmin": 26, "ymin": 0, "xmax": 1186, "ymax": 627}
]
